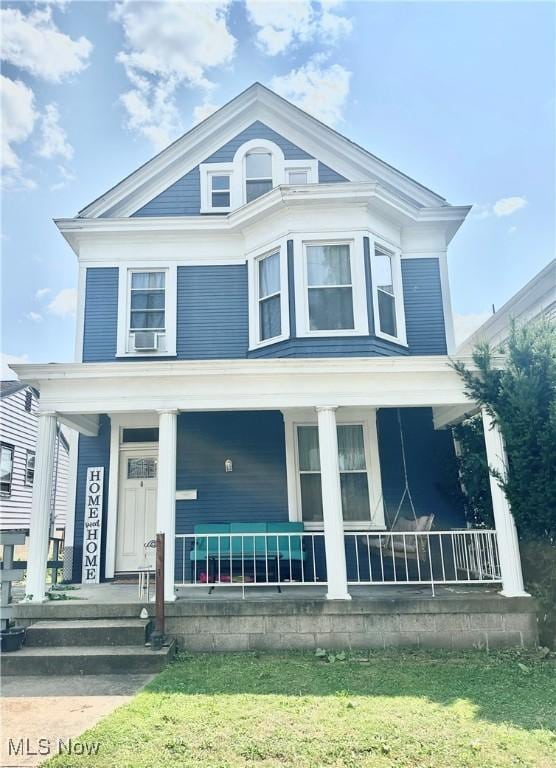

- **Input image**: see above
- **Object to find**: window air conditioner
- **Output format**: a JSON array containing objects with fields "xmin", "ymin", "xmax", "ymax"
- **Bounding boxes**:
[{"xmin": 133, "ymin": 331, "xmax": 158, "ymax": 351}]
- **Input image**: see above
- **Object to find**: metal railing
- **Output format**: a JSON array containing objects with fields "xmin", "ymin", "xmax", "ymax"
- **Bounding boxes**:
[
  {"xmin": 175, "ymin": 532, "xmax": 327, "ymax": 588},
  {"xmin": 344, "ymin": 530, "xmax": 501, "ymax": 593}
]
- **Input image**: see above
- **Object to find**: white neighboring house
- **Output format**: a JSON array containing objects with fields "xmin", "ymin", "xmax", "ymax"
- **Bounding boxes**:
[
  {"xmin": 458, "ymin": 259, "xmax": 556, "ymax": 354},
  {"xmin": 0, "ymin": 381, "xmax": 69, "ymax": 534}
]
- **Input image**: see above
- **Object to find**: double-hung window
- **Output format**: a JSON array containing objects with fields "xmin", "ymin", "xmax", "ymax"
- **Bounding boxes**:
[
  {"xmin": 210, "ymin": 174, "xmax": 230, "ymax": 209},
  {"xmin": 245, "ymin": 151, "xmax": 272, "ymax": 202},
  {"xmin": 297, "ymin": 424, "xmax": 371, "ymax": 524},
  {"xmin": 257, "ymin": 251, "xmax": 281, "ymax": 341},
  {"xmin": 287, "ymin": 169, "xmax": 308, "ymax": 184},
  {"xmin": 129, "ymin": 271, "xmax": 166, "ymax": 335},
  {"xmin": 374, "ymin": 246, "xmax": 398, "ymax": 338},
  {"xmin": 0, "ymin": 443, "xmax": 14, "ymax": 496},
  {"xmin": 25, "ymin": 450, "xmax": 35, "ymax": 486},
  {"xmin": 306, "ymin": 243, "xmax": 354, "ymax": 331}
]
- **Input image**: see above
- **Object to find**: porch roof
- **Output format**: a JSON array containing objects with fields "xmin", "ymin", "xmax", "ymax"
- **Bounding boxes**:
[{"xmin": 11, "ymin": 355, "xmax": 493, "ymax": 434}]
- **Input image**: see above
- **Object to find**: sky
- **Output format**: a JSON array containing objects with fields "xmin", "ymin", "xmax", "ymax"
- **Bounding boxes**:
[{"xmin": 1, "ymin": 0, "xmax": 555, "ymax": 377}]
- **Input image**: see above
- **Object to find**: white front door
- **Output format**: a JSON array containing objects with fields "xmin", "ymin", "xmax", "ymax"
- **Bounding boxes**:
[{"xmin": 116, "ymin": 450, "xmax": 157, "ymax": 573}]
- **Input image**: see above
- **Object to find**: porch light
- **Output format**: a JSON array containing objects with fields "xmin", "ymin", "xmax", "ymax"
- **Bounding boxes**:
[{"xmin": 225, "ymin": 459, "xmax": 233, "ymax": 473}]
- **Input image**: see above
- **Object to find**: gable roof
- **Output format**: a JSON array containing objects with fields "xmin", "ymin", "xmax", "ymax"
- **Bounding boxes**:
[
  {"xmin": 78, "ymin": 82, "xmax": 448, "ymax": 219},
  {"xmin": 0, "ymin": 380, "xmax": 25, "ymax": 398}
]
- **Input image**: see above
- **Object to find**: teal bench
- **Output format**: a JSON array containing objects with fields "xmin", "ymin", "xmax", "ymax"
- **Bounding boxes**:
[{"xmin": 189, "ymin": 522, "xmax": 306, "ymax": 591}]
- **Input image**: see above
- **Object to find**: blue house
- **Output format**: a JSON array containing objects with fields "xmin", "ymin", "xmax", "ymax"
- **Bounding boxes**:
[{"xmin": 15, "ymin": 85, "xmax": 529, "ymax": 635}]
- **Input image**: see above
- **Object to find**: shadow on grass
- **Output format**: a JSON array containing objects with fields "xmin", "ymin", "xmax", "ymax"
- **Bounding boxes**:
[{"xmin": 146, "ymin": 649, "xmax": 556, "ymax": 734}]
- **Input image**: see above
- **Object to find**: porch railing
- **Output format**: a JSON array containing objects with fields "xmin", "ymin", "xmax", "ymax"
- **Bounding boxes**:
[
  {"xmin": 175, "ymin": 532, "xmax": 326, "ymax": 588},
  {"xmin": 344, "ymin": 530, "xmax": 501, "ymax": 591},
  {"xmin": 174, "ymin": 529, "xmax": 501, "ymax": 593}
]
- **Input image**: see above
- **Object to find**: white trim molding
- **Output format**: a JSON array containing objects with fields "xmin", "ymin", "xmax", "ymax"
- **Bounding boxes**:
[{"xmin": 247, "ymin": 237, "xmax": 290, "ymax": 350}]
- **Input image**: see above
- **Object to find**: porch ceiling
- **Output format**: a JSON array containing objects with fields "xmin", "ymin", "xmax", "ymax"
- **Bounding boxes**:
[{"xmin": 12, "ymin": 356, "xmax": 486, "ymax": 418}]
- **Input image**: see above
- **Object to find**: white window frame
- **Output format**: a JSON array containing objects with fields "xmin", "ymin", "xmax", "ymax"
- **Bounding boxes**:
[
  {"xmin": 24, "ymin": 449, "xmax": 35, "ymax": 487},
  {"xmin": 199, "ymin": 141, "xmax": 318, "ymax": 213},
  {"xmin": 199, "ymin": 163, "xmax": 233, "ymax": 213},
  {"xmin": 283, "ymin": 408, "xmax": 385, "ymax": 532},
  {"xmin": 293, "ymin": 233, "xmax": 368, "ymax": 337},
  {"xmin": 248, "ymin": 239, "xmax": 289, "ymax": 350},
  {"xmin": 370, "ymin": 237, "xmax": 407, "ymax": 346},
  {"xmin": 116, "ymin": 263, "xmax": 177, "ymax": 358},
  {"xmin": 0, "ymin": 442, "xmax": 14, "ymax": 497}
]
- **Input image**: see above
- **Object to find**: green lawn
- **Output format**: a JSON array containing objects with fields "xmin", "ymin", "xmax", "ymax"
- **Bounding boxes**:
[{"xmin": 48, "ymin": 650, "xmax": 556, "ymax": 768}]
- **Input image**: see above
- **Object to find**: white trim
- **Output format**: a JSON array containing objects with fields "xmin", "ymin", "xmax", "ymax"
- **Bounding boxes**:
[
  {"xmin": 65, "ymin": 428, "xmax": 79, "ymax": 552},
  {"xmin": 116, "ymin": 263, "xmax": 177, "ymax": 358},
  {"xmin": 176, "ymin": 489, "xmax": 197, "ymax": 501},
  {"xmin": 247, "ymin": 238, "xmax": 289, "ymax": 350},
  {"xmin": 438, "ymin": 252, "xmax": 455, "ymax": 354},
  {"xmin": 283, "ymin": 406, "xmax": 385, "ymax": 531},
  {"xmin": 370, "ymin": 237, "xmax": 407, "ymax": 347},
  {"xmin": 105, "ymin": 418, "xmax": 120, "ymax": 579},
  {"xmin": 284, "ymin": 159, "xmax": 318, "ymax": 185},
  {"xmin": 293, "ymin": 233, "xmax": 368, "ymax": 338}
]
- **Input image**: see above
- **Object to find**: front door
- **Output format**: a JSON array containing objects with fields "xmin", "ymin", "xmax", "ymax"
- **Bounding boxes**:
[{"xmin": 116, "ymin": 450, "xmax": 157, "ymax": 573}]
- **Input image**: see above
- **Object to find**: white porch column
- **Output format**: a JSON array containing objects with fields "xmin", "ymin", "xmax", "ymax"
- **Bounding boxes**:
[
  {"xmin": 317, "ymin": 406, "xmax": 351, "ymax": 600},
  {"xmin": 156, "ymin": 409, "xmax": 177, "ymax": 602},
  {"xmin": 25, "ymin": 412, "xmax": 57, "ymax": 602},
  {"xmin": 482, "ymin": 408, "xmax": 528, "ymax": 597}
]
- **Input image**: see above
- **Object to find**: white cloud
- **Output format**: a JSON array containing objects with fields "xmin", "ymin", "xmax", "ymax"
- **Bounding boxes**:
[
  {"xmin": 36, "ymin": 104, "xmax": 73, "ymax": 161},
  {"xmin": 25, "ymin": 311, "xmax": 43, "ymax": 323},
  {"xmin": 192, "ymin": 101, "xmax": 219, "ymax": 124},
  {"xmin": 1, "ymin": 352, "xmax": 29, "ymax": 379},
  {"xmin": 493, "ymin": 196, "xmax": 527, "ymax": 217},
  {"xmin": 453, "ymin": 312, "xmax": 491, "ymax": 347},
  {"xmin": 0, "ymin": 6, "xmax": 92, "ymax": 83},
  {"xmin": 245, "ymin": 0, "xmax": 352, "ymax": 56},
  {"xmin": 0, "ymin": 75, "xmax": 37, "ymax": 182},
  {"xmin": 35, "ymin": 287, "xmax": 51, "ymax": 299},
  {"xmin": 113, "ymin": 1, "xmax": 236, "ymax": 149},
  {"xmin": 270, "ymin": 59, "xmax": 351, "ymax": 126},
  {"xmin": 49, "ymin": 164, "xmax": 75, "ymax": 192},
  {"xmin": 47, "ymin": 287, "xmax": 77, "ymax": 317},
  {"xmin": 472, "ymin": 196, "xmax": 528, "ymax": 220}
]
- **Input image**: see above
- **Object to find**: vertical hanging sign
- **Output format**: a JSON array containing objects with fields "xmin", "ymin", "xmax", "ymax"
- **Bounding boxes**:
[{"xmin": 82, "ymin": 467, "xmax": 104, "ymax": 584}]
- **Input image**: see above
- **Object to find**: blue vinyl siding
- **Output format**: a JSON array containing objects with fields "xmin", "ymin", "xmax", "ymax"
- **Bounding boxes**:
[
  {"xmin": 402, "ymin": 259, "xmax": 447, "ymax": 355},
  {"xmin": 133, "ymin": 122, "xmax": 346, "ymax": 217},
  {"xmin": 318, "ymin": 162, "xmax": 347, "ymax": 183},
  {"xmin": 249, "ymin": 336, "xmax": 408, "ymax": 358},
  {"xmin": 82, "ymin": 268, "xmax": 118, "ymax": 362},
  {"xmin": 72, "ymin": 416, "xmax": 111, "ymax": 581},
  {"xmin": 176, "ymin": 265, "xmax": 249, "ymax": 358}
]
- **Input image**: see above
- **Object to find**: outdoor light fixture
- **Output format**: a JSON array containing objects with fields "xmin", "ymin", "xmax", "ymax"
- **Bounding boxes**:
[{"xmin": 225, "ymin": 459, "xmax": 233, "ymax": 473}]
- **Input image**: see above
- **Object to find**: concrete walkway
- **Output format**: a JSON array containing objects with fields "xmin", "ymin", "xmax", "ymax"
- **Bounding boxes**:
[{"xmin": 1, "ymin": 674, "xmax": 154, "ymax": 767}]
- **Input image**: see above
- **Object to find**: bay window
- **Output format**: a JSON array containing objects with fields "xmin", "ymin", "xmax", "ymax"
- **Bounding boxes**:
[
  {"xmin": 257, "ymin": 251, "xmax": 281, "ymax": 341},
  {"xmin": 297, "ymin": 424, "xmax": 371, "ymax": 524},
  {"xmin": 306, "ymin": 243, "xmax": 354, "ymax": 331},
  {"xmin": 374, "ymin": 246, "xmax": 397, "ymax": 338}
]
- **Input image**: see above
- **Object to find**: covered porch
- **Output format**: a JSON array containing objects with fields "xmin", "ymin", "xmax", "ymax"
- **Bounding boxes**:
[{"xmin": 13, "ymin": 356, "xmax": 528, "ymax": 606}]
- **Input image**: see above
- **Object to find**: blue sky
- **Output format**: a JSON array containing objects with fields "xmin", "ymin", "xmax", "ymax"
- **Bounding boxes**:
[{"xmin": 2, "ymin": 1, "xmax": 554, "ymax": 375}]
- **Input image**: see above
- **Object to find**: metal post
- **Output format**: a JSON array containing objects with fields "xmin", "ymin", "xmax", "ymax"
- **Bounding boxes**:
[{"xmin": 151, "ymin": 532, "xmax": 165, "ymax": 650}]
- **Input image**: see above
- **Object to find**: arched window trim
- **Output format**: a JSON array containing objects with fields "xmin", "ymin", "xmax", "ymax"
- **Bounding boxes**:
[{"xmin": 232, "ymin": 139, "xmax": 285, "ymax": 206}]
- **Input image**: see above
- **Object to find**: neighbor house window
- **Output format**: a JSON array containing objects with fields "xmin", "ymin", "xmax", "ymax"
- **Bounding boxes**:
[
  {"xmin": 245, "ymin": 151, "xmax": 272, "ymax": 202},
  {"xmin": 24, "ymin": 450, "xmax": 35, "ymax": 486},
  {"xmin": 257, "ymin": 251, "xmax": 281, "ymax": 341},
  {"xmin": 24, "ymin": 389, "xmax": 32, "ymax": 412},
  {"xmin": 210, "ymin": 174, "xmax": 230, "ymax": 209},
  {"xmin": 129, "ymin": 271, "xmax": 166, "ymax": 333},
  {"xmin": 297, "ymin": 424, "xmax": 370, "ymax": 523},
  {"xmin": 0, "ymin": 443, "xmax": 14, "ymax": 496},
  {"xmin": 306, "ymin": 243, "xmax": 354, "ymax": 331},
  {"xmin": 374, "ymin": 246, "xmax": 397, "ymax": 338}
]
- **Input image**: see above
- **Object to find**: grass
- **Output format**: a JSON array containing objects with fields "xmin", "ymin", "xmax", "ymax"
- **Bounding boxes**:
[{"xmin": 47, "ymin": 649, "xmax": 556, "ymax": 768}]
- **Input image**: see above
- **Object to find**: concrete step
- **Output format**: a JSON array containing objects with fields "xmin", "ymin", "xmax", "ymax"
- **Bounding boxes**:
[
  {"xmin": 24, "ymin": 619, "xmax": 150, "ymax": 647},
  {"xmin": 1, "ymin": 641, "xmax": 176, "ymax": 676}
]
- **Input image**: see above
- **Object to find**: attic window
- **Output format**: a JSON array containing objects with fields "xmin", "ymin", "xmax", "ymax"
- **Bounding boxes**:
[
  {"xmin": 245, "ymin": 151, "xmax": 272, "ymax": 202},
  {"xmin": 210, "ymin": 174, "xmax": 230, "ymax": 209}
]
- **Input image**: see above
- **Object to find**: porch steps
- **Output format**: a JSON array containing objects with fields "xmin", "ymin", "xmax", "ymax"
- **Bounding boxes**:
[{"xmin": 2, "ymin": 619, "xmax": 176, "ymax": 676}]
